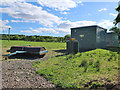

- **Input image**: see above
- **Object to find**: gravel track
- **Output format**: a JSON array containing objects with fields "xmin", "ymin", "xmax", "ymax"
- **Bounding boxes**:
[{"xmin": 2, "ymin": 57, "xmax": 55, "ymax": 88}]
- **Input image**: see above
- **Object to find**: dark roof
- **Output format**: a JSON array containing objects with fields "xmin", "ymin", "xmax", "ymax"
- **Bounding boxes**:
[{"xmin": 71, "ymin": 25, "xmax": 107, "ymax": 30}]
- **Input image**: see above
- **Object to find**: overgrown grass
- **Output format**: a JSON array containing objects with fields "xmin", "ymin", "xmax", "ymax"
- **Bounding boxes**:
[{"xmin": 33, "ymin": 49, "xmax": 119, "ymax": 88}]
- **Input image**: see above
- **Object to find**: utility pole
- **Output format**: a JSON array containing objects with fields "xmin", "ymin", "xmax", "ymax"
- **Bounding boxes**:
[{"xmin": 8, "ymin": 28, "xmax": 10, "ymax": 42}]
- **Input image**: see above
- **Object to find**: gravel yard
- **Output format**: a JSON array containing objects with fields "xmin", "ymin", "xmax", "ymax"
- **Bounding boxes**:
[{"xmin": 2, "ymin": 56, "xmax": 55, "ymax": 88}]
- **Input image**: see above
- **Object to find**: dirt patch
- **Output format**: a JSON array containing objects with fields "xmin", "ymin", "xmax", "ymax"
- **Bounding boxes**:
[{"xmin": 2, "ymin": 58, "xmax": 55, "ymax": 88}]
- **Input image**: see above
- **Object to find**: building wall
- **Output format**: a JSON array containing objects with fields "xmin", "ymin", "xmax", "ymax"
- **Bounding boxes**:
[
  {"xmin": 96, "ymin": 27, "xmax": 107, "ymax": 48},
  {"xmin": 71, "ymin": 26, "xmax": 96, "ymax": 51},
  {"xmin": 106, "ymin": 33, "xmax": 118, "ymax": 47}
]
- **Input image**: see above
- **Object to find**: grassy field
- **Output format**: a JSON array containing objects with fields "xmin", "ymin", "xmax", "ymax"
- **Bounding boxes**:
[
  {"xmin": 2, "ymin": 40, "xmax": 66, "ymax": 50},
  {"xmin": 2, "ymin": 40, "xmax": 66, "ymax": 59},
  {"xmin": 33, "ymin": 49, "xmax": 119, "ymax": 88}
]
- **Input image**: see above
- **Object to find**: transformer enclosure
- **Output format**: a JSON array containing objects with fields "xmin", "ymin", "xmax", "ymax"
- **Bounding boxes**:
[{"xmin": 71, "ymin": 25, "xmax": 107, "ymax": 51}]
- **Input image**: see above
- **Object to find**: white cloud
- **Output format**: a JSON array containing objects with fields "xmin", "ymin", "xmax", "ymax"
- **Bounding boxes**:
[
  {"xmin": 97, "ymin": 20, "xmax": 114, "ymax": 28},
  {"xmin": 20, "ymin": 30, "xmax": 34, "ymax": 33},
  {"xmin": 38, "ymin": 28, "xmax": 59, "ymax": 34},
  {"xmin": 80, "ymin": 0, "xmax": 119, "ymax": 2},
  {"xmin": 75, "ymin": 0, "xmax": 84, "ymax": 5},
  {"xmin": 57, "ymin": 20, "xmax": 96, "ymax": 28},
  {"xmin": 109, "ymin": 13, "xmax": 117, "ymax": 17},
  {"xmin": 1, "ymin": 0, "xmax": 25, "ymax": 2},
  {"xmin": 21, "ymin": 28, "xmax": 59, "ymax": 34},
  {"xmin": 0, "ymin": 2, "xmax": 61, "ymax": 26},
  {"xmin": 57, "ymin": 28, "xmax": 70, "ymax": 33},
  {"xmin": 21, "ymin": 29, "xmax": 42, "ymax": 34},
  {"xmin": 56, "ymin": 20, "xmax": 96, "ymax": 33},
  {"xmin": 98, "ymin": 8, "xmax": 107, "ymax": 12},
  {"xmin": 38, "ymin": 0, "xmax": 77, "ymax": 11},
  {"xmin": 0, "ymin": 19, "xmax": 11, "ymax": 31},
  {"xmin": 60, "ymin": 12, "xmax": 68, "ymax": 14},
  {"xmin": 0, "ymin": 0, "xmax": 25, "ymax": 6},
  {"xmin": 57, "ymin": 20, "xmax": 114, "ymax": 33},
  {"xmin": 11, "ymin": 20, "xmax": 29, "ymax": 23},
  {"xmin": 20, "ymin": 20, "xmax": 114, "ymax": 34},
  {"xmin": 11, "ymin": 20, "xmax": 36, "ymax": 23},
  {"xmin": 0, "ymin": 1, "xmax": 113, "ymax": 34}
]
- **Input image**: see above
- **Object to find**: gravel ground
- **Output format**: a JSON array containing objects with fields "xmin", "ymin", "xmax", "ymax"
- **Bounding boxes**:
[{"xmin": 2, "ymin": 55, "xmax": 55, "ymax": 88}]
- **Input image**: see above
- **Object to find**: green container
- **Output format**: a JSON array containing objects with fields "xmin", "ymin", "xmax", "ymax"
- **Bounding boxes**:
[
  {"xmin": 106, "ymin": 32, "xmax": 118, "ymax": 47},
  {"xmin": 67, "ymin": 39, "xmax": 78, "ymax": 54},
  {"xmin": 71, "ymin": 25, "xmax": 107, "ymax": 51}
]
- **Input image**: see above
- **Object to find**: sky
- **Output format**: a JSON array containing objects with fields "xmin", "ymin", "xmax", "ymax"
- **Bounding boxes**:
[{"xmin": 0, "ymin": 0, "xmax": 120, "ymax": 37}]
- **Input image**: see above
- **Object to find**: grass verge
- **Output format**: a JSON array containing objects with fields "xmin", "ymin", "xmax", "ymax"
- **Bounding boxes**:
[{"xmin": 33, "ymin": 49, "xmax": 119, "ymax": 88}]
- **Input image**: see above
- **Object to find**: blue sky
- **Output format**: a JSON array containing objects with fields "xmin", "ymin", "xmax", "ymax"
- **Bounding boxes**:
[{"xmin": 0, "ymin": 0, "xmax": 119, "ymax": 37}]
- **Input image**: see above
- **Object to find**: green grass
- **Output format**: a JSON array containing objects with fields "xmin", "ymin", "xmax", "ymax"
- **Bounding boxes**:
[
  {"xmin": 2, "ymin": 40, "xmax": 66, "ymax": 53},
  {"xmin": 2, "ymin": 40, "xmax": 66, "ymax": 60},
  {"xmin": 33, "ymin": 49, "xmax": 119, "ymax": 88},
  {"xmin": 2, "ymin": 40, "xmax": 66, "ymax": 50}
]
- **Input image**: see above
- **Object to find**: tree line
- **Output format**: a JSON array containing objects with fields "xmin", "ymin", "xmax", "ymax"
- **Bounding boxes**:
[{"xmin": 1, "ymin": 34, "xmax": 71, "ymax": 42}]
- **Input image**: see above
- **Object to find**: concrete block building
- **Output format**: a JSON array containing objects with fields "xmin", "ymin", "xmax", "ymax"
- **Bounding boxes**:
[
  {"xmin": 106, "ymin": 32, "xmax": 118, "ymax": 47},
  {"xmin": 71, "ymin": 25, "xmax": 107, "ymax": 51}
]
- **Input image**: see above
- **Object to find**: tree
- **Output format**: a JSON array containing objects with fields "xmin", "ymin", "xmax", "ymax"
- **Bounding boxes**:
[
  {"xmin": 114, "ymin": 4, "xmax": 120, "ymax": 25},
  {"xmin": 64, "ymin": 34, "xmax": 71, "ymax": 42},
  {"xmin": 2, "ymin": 34, "xmax": 8, "ymax": 40},
  {"xmin": 57, "ymin": 37, "xmax": 64, "ymax": 42},
  {"xmin": 36, "ymin": 37, "xmax": 41, "ymax": 42},
  {"xmin": 30, "ymin": 36, "xmax": 36, "ymax": 41},
  {"xmin": 64, "ymin": 35, "xmax": 71, "ymax": 39},
  {"xmin": 19, "ymin": 35, "xmax": 26, "ymax": 40},
  {"xmin": 12, "ymin": 35, "xmax": 20, "ymax": 40},
  {"xmin": 109, "ymin": 27, "xmax": 120, "ymax": 35}
]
